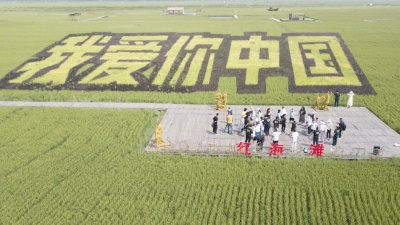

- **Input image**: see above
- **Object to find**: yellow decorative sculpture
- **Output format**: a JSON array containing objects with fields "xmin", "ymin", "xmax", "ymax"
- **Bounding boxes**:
[
  {"xmin": 314, "ymin": 94, "xmax": 321, "ymax": 109},
  {"xmin": 155, "ymin": 121, "xmax": 170, "ymax": 149},
  {"xmin": 314, "ymin": 92, "xmax": 331, "ymax": 111},
  {"xmin": 215, "ymin": 91, "xmax": 222, "ymax": 110}
]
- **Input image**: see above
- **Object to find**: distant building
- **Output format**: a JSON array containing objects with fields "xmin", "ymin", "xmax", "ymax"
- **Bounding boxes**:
[
  {"xmin": 289, "ymin": 13, "xmax": 307, "ymax": 20},
  {"xmin": 167, "ymin": 7, "xmax": 184, "ymax": 15}
]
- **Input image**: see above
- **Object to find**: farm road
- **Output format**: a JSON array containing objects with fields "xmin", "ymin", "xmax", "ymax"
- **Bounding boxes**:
[{"xmin": 1, "ymin": 101, "xmax": 400, "ymax": 158}]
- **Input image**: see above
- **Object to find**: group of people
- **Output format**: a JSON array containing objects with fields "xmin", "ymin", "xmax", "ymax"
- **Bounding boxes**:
[{"xmin": 212, "ymin": 105, "xmax": 348, "ymax": 153}]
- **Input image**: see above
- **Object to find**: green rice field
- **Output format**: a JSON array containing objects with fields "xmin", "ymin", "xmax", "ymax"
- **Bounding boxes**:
[{"xmin": 0, "ymin": 107, "xmax": 399, "ymax": 224}]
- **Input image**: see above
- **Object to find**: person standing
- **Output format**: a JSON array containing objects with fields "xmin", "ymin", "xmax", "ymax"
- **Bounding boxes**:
[
  {"xmin": 291, "ymin": 120, "xmax": 297, "ymax": 134},
  {"xmin": 289, "ymin": 109, "xmax": 296, "ymax": 122},
  {"xmin": 254, "ymin": 121, "xmax": 261, "ymax": 136},
  {"xmin": 271, "ymin": 128, "xmax": 281, "ymax": 144},
  {"xmin": 334, "ymin": 90, "xmax": 340, "ymax": 107},
  {"xmin": 326, "ymin": 119, "xmax": 333, "ymax": 140},
  {"xmin": 245, "ymin": 107, "xmax": 253, "ymax": 124},
  {"xmin": 212, "ymin": 113, "xmax": 219, "ymax": 134},
  {"xmin": 347, "ymin": 91, "xmax": 354, "ymax": 108},
  {"xmin": 311, "ymin": 128, "xmax": 320, "ymax": 145},
  {"xmin": 281, "ymin": 116, "xmax": 287, "ymax": 133},
  {"xmin": 281, "ymin": 106, "xmax": 287, "ymax": 119},
  {"xmin": 239, "ymin": 108, "xmax": 246, "ymax": 131},
  {"xmin": 263, "ymin": 116, "xmax": 271, "ymax": 136},
  {"xmin": 256, "ymin": 108, "xmax": 262, "ymax": 122},
  {"xmin": 273, "ymin": 116, "xmax": 280, "ymax": 131},
  {"xmin": 311, "ymin": 111, "xmax": 317, "ymax": 122},
  {"xmin": 338, "ymin": 118, "xmax": 346, "ymax": 139},
  {"xmin": 249, "ymin": 106, "xmax": 255, "ymax": 120},
  {"xmin": 226, "ymin": 113, "xmax": 233, "ymax": 134},
  {"xmin": 244, "ymin": 122, "xmax": 253, "ymax": 143},
  {"xmin": 291, "ymin": 129, "xmax": 299, "ymax": 152},
  {"xmin": 265, "ymin": 108, "xmax": 272, "ymax": 119},
  {"xmin": 318, "ymin": 120, "xmax": 327, "ymax": 143},
  {"xmin": 299, "ymin": 106, "xmax": 306, "ymax": 124},
  {"xmin": 332, "ymin": 125, "xmax": 340, "ymax": 147},
  {"xmin": 306, "ymin": 114, "xmax": 313, "ymax": 135},
  {"xmin": 310, "ymin": 120, "xmax": 318, "ymax": 134}
]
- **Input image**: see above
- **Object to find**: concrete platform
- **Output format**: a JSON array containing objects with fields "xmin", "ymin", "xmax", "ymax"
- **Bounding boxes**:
[{"xmin": 146, "ymin": 105, "xmax": 400, "ymax": 158}]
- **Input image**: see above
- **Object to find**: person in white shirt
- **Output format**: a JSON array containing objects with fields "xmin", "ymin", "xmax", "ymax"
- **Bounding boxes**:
[
  {"xmin": 254, "ymin": 121, "xmax": 261, "ymax": 136},
  {"xmin": 256, "ymin": 108, "xmax": 262, "ymax": 122},
  {"xmin": 250, "ymin": 106, "xmax": 255, "ymax": 120},
  {"xmin": 347, "ymin": 91, "xmax": 355, "ymax": 108},
  {"xmin": 311, "ymin": 111, "xmax": 317, "ymax": 122},
  {"xmin": 318, "ymin": 121, "xmax": 327, "ymax": 143},
  {"xmin": 310, "ymin": 121, "xmax": 318, "ymax": 133},
  {"xmin": 289, "ymin": 109, "xmax": 296, "ymax": 122},
  {"xmin": 305, "ymin": 114, "xmax": 313, "ymax": 134},
  {"xmin": 326, "ymin": 119, "xmax": 333, "ymax": 140},
  {"xmin": 239, "ymin": 108, "xmax": 247, "ymax": 130},
  {"xmin": 271, "ymin": 128, "xmax": 281, "ymax": 144},
  {"xmin": 291, "ymin": 129, "xmax": 299, "ymax": 152},
  {"xmin": 281, "ymin": 106, "xmax": 287, "ymax": 119}
]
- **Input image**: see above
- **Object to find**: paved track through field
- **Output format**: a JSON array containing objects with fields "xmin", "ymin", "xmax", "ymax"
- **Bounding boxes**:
[{"xmin": 1, "ymin": 101, "xmax": 400, "ymax": 158}]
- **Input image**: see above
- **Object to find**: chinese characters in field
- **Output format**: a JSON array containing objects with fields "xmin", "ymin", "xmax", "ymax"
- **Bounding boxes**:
[{"xmin": 0, "ymin": 32, "xmax": 373, "ymax": 94}]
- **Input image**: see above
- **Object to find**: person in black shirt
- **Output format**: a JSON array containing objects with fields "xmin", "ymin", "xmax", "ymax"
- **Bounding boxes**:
[
  {"xmin": 281, "ymin": 116, "xmax": 287, "ymax": 133},
  {"xmin": 212, "ymin": 113, "xmax": 219, "ymax": 134},
  {"xmin": 311, "ymin": 129, "xmax": 320, "ymax": 145},
  {"xmin": 253, "ymin": 134, "xmax": 265, "ymax": 151},
  {"xmin": 299, "ymin": 106, "xmax": 306, "ymax": 124},
  {"xmin": 263, "ymin": 117, "xmax": 271, "ymax": 136},
  {"xmin": 291, "ymin": 120, "xmax": 297, "ymax": 134},
  {"xmin": 273, "ymin": 116, "xmax": 280, "ymax": 131},
  {"xmin": 265, "ymin": 108, "xmax": 271, "ymax": 119},
  {"xmin": 244, "ymin": 123, "xmax": 253, "ymax": 143},
  {"xmin": 338, "ymin": 118, "xmax": 345, "ymax": 138},
  {"xmin": 332, "ymin": 125, "xmax": 340, "ymax": 146},
  {"xmin": 334, "ymin": 90, "xmax": 340, "ymax": 107}
]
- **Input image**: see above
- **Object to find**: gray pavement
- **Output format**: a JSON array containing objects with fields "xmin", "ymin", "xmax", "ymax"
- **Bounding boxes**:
[{"xmin": 1, "ymin": 101, "xmax": 400, "ymax": 158}]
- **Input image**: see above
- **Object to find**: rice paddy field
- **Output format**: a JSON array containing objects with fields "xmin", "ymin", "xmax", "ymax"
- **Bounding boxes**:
[{"xmin": 0, "ymin": 1, "xmax": 400, "ymax": 224}]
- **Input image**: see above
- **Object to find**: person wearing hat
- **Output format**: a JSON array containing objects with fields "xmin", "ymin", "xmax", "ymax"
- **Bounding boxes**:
[
  {"xmin": 227, "ymin": 107, "xmax": 233, "ymax": 115},
  {"xmin": 347, "ymin": 91, "xmax": 354, "ymax": 108}
]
